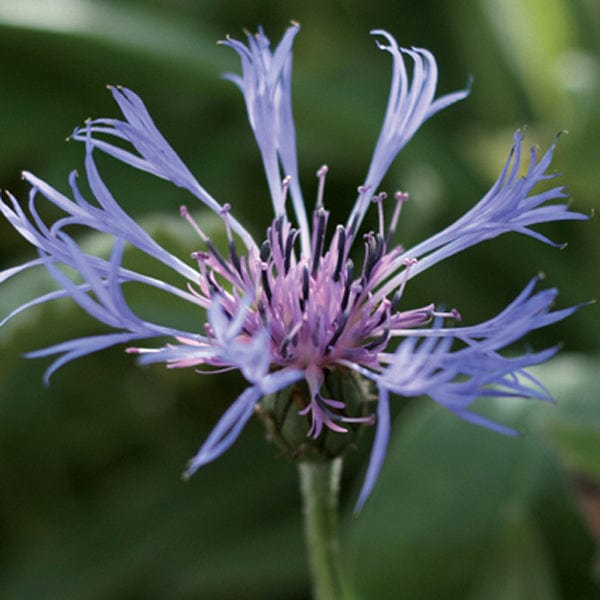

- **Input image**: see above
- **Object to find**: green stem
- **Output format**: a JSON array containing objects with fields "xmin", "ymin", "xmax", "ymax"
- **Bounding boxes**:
[{"xmin": 299, "ymin": 458, "xmax": 349, "ymax": 600}]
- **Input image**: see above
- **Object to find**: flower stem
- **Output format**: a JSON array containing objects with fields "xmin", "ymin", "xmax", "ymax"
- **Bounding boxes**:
[{"xmin": 299, "ymin": 458, "xmax": 349, "ymax": 600}]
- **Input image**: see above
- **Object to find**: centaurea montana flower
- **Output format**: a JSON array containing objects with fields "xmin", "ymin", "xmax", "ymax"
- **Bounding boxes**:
[{"xmin": 0, "ymin": 24, "xmax": 587, "ymax": 510}]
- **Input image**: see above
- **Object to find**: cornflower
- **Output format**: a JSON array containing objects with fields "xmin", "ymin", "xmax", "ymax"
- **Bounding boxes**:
[{"xmin": 0, "ymin": 24, "xmax": 586, "ymax": 511}]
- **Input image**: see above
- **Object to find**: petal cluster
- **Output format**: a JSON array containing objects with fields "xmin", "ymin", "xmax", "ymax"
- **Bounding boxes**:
[{"xmin": 0, "ymin": 25, "xmax": 587, "ymax": 509}]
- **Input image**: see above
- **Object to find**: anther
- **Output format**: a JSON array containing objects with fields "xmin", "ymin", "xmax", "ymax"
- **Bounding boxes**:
[
  {"xmin": 361, "ymin": 233, "xmax": 384, "ymax": 282},
  {"xmin": 326, "ymin": 309, "xmax": 349, "ymax": 352},
  {"xmin": 340, "ymin": 259, "xmax": 354, "ymax": 311},
  {"xmin": 281, "ymin": 176, "xmax": 292, "ymax": 211},
  {"xmin": 311, "ymin": 208, "xmax": 328, "ymax": 276},
  {"xmin": 280, "ymin": 321, "xmax": 303, "ymax": 358},
  {"xmin": 283, "ymin": 229, "xmax": 298, "ymax": 274},
  {"xmin": 204, "ymin": 239, "xmax": 236, "ymax": 278},
  {"xmin": 205, "ymin": 271, "xmax": 222, "ymax": 296},
  {"xmin": 364, "ymin": 327, "xmax": 390, "ymax": 351},
  {"xmin": 316, "ymin": 165, "xmax": 328, "ymax": 209},
  {"xmin": 332, "ymin": 226, "xmax": 347, "ymax": 282},
  {"xmin": 300, "ymin": 265, "xmax": 310, "ymax": 311},
  {"xmin": 261, "ymin": 264, "xmax": 272, "ymax": 304},
  {"xmin": 257, "ymin": 300, "xmax": 268, "ymax": 326},
  {"xmin": 390, "ymin": 288, "xmax": 403, "ymax": 313},
  {"xmin": 260, "ymin": 240, "xmax": 271, "ymax": 262},
  {"xmin": 229, "ymin": 239, "xmax": 243, "ymax": 277}
]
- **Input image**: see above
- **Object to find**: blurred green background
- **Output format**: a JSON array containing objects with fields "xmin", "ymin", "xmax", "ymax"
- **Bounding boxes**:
[{"xmin": 0, "ymin": 0, "xmax": 598, "ymax": 598}]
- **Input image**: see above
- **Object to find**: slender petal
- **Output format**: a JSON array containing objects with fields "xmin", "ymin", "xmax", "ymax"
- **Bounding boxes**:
[
  {"xmin": 372, "ymin": 133, "xmax": 588, "ymax": 301},
  {"xmin": 221, "ymin": 23, "xmax": 310, "ymax": 254},
  {"xmin": 347, "ymin": 31, "xmax": 470, "ymax": 236},
  {"xmin": 355, "ymin": 385, "xmax": 391, "ymax": 512}
]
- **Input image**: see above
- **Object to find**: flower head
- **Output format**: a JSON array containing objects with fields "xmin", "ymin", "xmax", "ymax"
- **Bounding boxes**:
[{"xmin": 0, "ymin": 24, "xmax": 587, "ymax": 510}]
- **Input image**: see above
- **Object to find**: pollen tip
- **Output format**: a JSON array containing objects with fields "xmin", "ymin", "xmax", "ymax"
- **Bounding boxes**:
[
  {"xmin": 372, "ymin": 191, "xmax": 387, "ymax": 203},
  {"xmin": 180, "ymin": 205, "xmax": 189, "ymax": 217},
  {"xmin": 125, "ymin": 347, "xmax": 139, "ymax": 354}
]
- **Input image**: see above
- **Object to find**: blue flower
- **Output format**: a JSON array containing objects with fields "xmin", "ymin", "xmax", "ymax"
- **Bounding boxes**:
[{"xmin": 0, "ymin": 24, "xmax": 587, "ymax": 510}]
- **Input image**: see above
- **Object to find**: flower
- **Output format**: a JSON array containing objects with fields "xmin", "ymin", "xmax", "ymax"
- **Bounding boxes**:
[{"xmin": 0, "ymin": 24, "xmax": 587, "ymax": 511}]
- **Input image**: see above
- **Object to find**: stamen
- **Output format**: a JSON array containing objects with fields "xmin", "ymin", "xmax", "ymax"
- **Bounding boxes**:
[
  {"xmin": 229, "ymin": 238, "xmax": 243, "ymax": 277},
  {"xmin": 257, "ymin": 300, "xmax": 268, "ymax": 326},
  {"xmin": 283, "ymin": 229, "xmax": 298, "ymax": 274},
  {"xmin": 280, "ymin": 321, "xmax": 303, "ymax": 358},
  {"xmin": 390, "ymin": 257, "xmax": 417, "ymax": 311},
  {"xmin": 316, "ymin": 165, "xmax": 328, "ymax": 209},
  {"xmin": 386, "ymin": 191, "xmax": 409, "ymax": 245},
  {"xmin": 311, "ymin": 208, "xmax": 328, "ymax": 275},
  {"xmin": 261, "ymin": 263, "xmax": 272, "ymax": 304},
  {"xmin": 281, "ymin": 175, "xmax": 292, "ymax": 212},
  {"xmin": 205, "ymin": 270, "xmax": 223, "ymax": 296},
  {"xmin": 180, "ymin": 205, "xmax": 208, "ymax": 241},
  {"xmin": 191, "ymin": 251, "xmax": 210, "ymax": 283},
  {"xmin": 340, "ymin": 259, "xmax": 354, "ymax": 311},
  {"xmin": 332, "ymin": 225, "xmax": 347, "ymax": 282},
  {"xmin": 300, "ymin": 265, "xmax": 310, "ymax": 311},
  {"xmin": 374, "ymin": 298, "xmax": 391, "ymax": 328},
  {"xmin": 326, "ymin": 309, "xmax": 349, "ymax": 352},
  {"xmin": 311, "ymin": 315, "xmax": 322, "ymax": 348},
  {"xmin": 340, "ymin": 414, "xmax": 376, "ymax": 426},
  {"xmin": 390, "ymin": 288, "xmax": 403, "ymax": 313},
  {"xmin": 432, "ymin": 307, "xmax": 462, "ymax": 321},
  {"xmin": 361, "ymin": 233, "xmax": 384, "ymax": 283},
  {"xmin": 260, "ymin": 240, "xmax": 271, "ymax": 262},
  {"xmin": 347, "ymin": 185, "xmax": 371, "ymax": 239},
  {"xmin": 204, "ymin": 239, "xmax": 236, "ymax": 278},
  {"xmin": 372, "ymin": 192, "xmax": 387, "ymax": 238},
  {"xmin": 219, "ymin": 203, "xmax": 233, "ymax": 242},
  {"xmin": 363, "ymin": 327, "xmax": 390, "ymax": 350}
]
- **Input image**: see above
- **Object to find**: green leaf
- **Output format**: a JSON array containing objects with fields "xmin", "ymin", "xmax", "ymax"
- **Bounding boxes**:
[
  {"xmin": 468, "ymin": 511, "xmax": 560, "ymax": 600},
  {"xmin": 543, "ymin": 421, "xmax": 600, "ymax": 482}
]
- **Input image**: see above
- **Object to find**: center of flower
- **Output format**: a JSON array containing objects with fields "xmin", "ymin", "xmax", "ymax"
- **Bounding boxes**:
[{"xmin": 178, "ymin": 168, "xmax": 458, "ymax": 436}]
